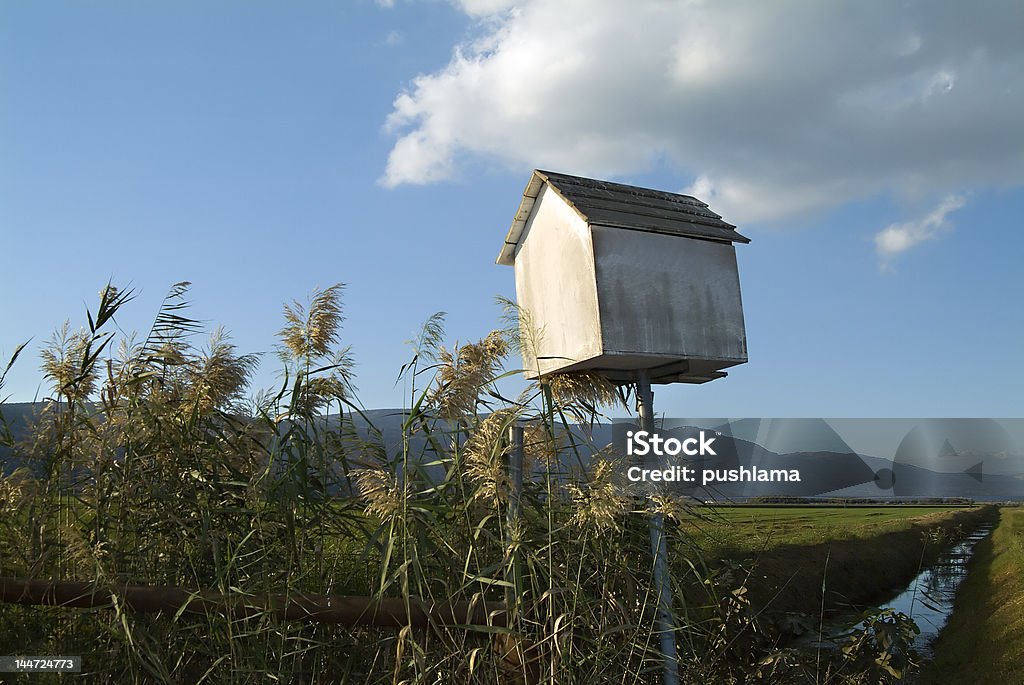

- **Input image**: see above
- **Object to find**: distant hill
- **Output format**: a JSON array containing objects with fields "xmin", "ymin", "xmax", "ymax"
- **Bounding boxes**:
[
  {"xmin": 0, "ymin": 402, "xmax": 38, "ymax": 439},
  {"xmin": 0, "ymin": 402, "xmax": 40, "ymax": 471},
  {"xmin": 2, "ymin": 403, "xmax": 1021, "ymax": 500}
]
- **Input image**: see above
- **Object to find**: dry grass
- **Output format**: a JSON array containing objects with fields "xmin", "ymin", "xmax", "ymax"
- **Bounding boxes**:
[{"xmin": 0, "ymin": 281, "xmax": 989, "ymax": 684}]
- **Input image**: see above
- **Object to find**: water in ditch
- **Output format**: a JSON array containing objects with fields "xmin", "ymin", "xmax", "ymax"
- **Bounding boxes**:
[
  {"xmin": 804, "ymin": 522, "xmax": 994, "ymax": 658},
  {"xmin": 882, "ymin": 523, "xmax": 993, "ymax": 655}
]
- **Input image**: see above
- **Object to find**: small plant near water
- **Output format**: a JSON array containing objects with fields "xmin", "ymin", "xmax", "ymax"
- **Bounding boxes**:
[
  {"xmin": 838, "ymin": 608, "xmax": 920, "ymax": 682},
  {"xmin": 924, "ymin": 523, "xmax": 966, "ymax": 546}
]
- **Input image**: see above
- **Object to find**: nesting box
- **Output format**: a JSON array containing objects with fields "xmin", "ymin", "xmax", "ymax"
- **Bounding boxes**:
[{"xmin": 497, "ymin": 170, "xmax": 749, "ymax": 384}]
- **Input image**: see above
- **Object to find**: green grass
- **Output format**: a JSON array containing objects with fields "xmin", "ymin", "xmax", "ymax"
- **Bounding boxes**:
[
  {"xmin": 919, "ymin": 506, "xmax": 1024, "ymax": 684},
  {"xmin": 683, "ymin": 506, "xmax": 975, "ymax": 557}
]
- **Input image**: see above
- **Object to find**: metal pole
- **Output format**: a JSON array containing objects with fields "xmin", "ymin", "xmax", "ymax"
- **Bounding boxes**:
[{"xmin": 637, "ymin": 370, "xmax": 680, "ymax": 685}]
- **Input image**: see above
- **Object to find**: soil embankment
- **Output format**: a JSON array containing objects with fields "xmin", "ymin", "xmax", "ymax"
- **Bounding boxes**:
[{"xmin": 917, "ymin": 506, "xmax": 1024, "ymax": 684}]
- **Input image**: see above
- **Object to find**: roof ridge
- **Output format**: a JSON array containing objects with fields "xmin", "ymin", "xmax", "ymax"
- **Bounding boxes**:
[
  {"xmin": 537, "ymin": 169, "xmax": 707, "ymax": 206},
  {"xmin": 497, "ymin": 169, "xmax": 749, "ymax": 266}
]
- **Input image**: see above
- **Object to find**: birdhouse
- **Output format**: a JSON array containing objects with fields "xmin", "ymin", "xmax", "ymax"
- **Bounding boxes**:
[{"xmin": 497, "ymin": 170, "xmax": 749, "ymax": 384}]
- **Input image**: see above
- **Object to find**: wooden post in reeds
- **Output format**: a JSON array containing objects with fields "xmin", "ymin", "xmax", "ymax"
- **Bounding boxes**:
[{"xmin": 506, "ymin": 422, "xmax": 524, "ymax": 611}]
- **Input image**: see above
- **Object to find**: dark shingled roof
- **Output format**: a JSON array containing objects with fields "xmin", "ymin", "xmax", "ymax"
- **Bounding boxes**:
[{"xmin": 497, "ymin": 170, "xmax": 749, "ymax": 265}]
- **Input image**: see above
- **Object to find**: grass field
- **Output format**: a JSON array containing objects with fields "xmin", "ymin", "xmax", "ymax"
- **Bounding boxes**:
[
  {"xmin": 682, "ymin": 505, "xmax": 978, "ymax": 557},
  {"xmin": 919, "ymin": 506, "xmax": 1024, "ymax": 684}
]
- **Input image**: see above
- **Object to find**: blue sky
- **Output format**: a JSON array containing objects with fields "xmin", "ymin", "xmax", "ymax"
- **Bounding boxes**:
[{"xmin": 2, "ymin": 0, "xmax": 1022, "ymax": 418}]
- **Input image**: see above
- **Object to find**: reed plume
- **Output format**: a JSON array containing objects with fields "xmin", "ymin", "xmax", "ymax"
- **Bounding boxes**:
[
  {"xmin": 567, "ymin": 450, "xmax": 629, "ymax": 532},
  {"xmin": 279, "ymin": 284, "xmax": 345, "ymax": 362},
  {"xmin": 431, "ymin": 330, "xmax": 508, "ymax": 421},
  {"xmin": 40, "ymin": 321, "xmax": 98, "ymax": 402}
]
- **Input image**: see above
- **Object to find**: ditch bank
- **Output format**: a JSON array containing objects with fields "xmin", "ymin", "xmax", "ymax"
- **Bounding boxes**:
[
  {"xmin": 917, "ymin": 506, "xmax": 1024, "ymax": 684},
  {"xmin": 720, "ymin": 506, "xmax": 999, "ymax": 627}
]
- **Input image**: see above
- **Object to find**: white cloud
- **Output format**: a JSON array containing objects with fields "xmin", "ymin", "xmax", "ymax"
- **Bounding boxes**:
[
  {"xmin": 385, "ymin": 30, "xmax": 404, "ymax": 46},
  {"xmin": 451, "ymin": 0, "xmax": 518, "ymax": 17},
  {"xmin": 875, "ymin": 194, "xmax": 966, "ymax": 262},
  {"xmin": 380, "ymin": 0, "xmax": 1024, "ymax": 227}
]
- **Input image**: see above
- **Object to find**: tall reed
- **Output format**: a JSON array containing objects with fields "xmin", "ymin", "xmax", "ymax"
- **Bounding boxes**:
[{"xmin": 0, "ymin": 282, "xmax": 901, "ymax": 684}]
